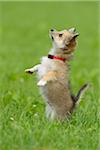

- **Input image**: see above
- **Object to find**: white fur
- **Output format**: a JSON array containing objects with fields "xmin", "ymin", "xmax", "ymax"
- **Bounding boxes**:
[
  {"xmin": 37, "ymin": 79, "xmax": 47, "ymax": 86},
  {"xmin": 37, "ymin": 56, "xmax": 52, "ymax": 78},
  {"xmin": 37, "ymin": 53, "xmax": 63, "ymax": 78},
  {"xmin": 46, "ymin": 104, "xmax": 57, "ymax": 120}
]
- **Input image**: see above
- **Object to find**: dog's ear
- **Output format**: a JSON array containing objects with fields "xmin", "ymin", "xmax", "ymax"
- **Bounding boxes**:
[
  {"xmin": 67, "ymin": 33, "xmax": 79, "ymax": 46},
  {"xmin": 66, "ymin": 29, "xmax": 79, "ymax": 50},
  {"xmin": 68, "ymin": 33, "xmax": 79, "ymax": 42},
  {"xmin": 68, "ymin": 27, "xmax": 79, "ymax": 38},
  {"xmin": 68, "ymin": 27, "xmax": 76, "ymax": 34},
  {"xmin": 73, "ymin": 32, "xmax": 79, "ymax": 38}
]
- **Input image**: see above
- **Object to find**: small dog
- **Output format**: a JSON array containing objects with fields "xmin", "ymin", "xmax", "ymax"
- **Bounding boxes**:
[{"xmin": 25, "ymin": 28, "xmax": 89, "ymax": 120}]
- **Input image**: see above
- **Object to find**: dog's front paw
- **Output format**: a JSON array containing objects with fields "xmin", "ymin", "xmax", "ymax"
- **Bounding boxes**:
[
  {"xmin": 37, "ymin": 80, "xmax": 47, "ymax": 86},
  {"xmin": 25, "ymin": 69, "xmax": 33, "ymax": 74}
]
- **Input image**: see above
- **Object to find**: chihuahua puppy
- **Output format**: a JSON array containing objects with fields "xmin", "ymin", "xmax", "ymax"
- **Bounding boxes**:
[{"xmin": 25, "ymin": 28, "xmax": 89, "ymax": 120}]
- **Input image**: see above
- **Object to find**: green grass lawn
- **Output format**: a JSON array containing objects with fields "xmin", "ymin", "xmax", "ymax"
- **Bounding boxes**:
[{"xmin": 0, "ymin": 1, "xmax": 99, "ymax": 150}]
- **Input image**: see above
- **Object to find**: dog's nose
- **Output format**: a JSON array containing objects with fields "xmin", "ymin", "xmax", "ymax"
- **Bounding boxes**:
[{"xmin": 50, "ymin": 29, "xmax": 54, "ymax": 32}]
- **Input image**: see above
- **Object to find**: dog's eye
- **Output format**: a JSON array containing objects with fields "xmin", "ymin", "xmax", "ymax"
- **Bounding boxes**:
[{"xmin": 59, "ymin": 33, "xmax": 63, "ymax": 37}]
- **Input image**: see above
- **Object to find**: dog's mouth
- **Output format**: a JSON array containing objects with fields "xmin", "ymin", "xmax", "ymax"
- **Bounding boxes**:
[
  {"xmin": 51, "ymin": 35, "xmax": 54, "ymax": 41},
  {"xmin": 50, "ymin": 29, "xmax": 55, "ymax": 41}
]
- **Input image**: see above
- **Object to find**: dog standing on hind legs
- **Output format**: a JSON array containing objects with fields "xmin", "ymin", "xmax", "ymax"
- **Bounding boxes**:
[{"xmin": 25, "ymin": 27, "xmax": 89, "ymax": 120}]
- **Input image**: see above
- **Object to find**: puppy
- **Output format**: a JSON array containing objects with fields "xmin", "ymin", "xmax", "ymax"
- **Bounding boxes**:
[{"xmin": 25, "ymin": 28, "xmax": 89, "ymax": 120}]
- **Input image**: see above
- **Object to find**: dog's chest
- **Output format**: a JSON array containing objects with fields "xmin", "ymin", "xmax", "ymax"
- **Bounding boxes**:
[
  {"xmin": 37, "ymin": 56, "xmax": 67, "ymax": 80},
  {"xmin": 37, "ymin": 57, "xmax": 54, "ymax": 78}
]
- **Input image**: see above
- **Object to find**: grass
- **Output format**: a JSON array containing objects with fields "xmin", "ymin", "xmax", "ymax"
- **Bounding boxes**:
[{"xmin": 0, "ymin": 1, "xmax": 99, "ymax": 150}]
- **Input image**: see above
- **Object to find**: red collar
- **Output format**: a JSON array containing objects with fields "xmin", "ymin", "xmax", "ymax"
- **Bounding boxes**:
[{"xmin": 48, "ymin": 54, "xmax": 66, "ymax": 62}]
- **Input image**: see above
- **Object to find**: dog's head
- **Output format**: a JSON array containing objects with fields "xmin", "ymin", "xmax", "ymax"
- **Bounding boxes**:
[{"xmin": 50, "ymin": 28, "xmax": 79, "ymax": 54}]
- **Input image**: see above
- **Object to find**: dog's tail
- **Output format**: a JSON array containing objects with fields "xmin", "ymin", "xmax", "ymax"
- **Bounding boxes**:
[{"xmin": 71, "ymin": 83, "xmax": 90, "ymax": 104}]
